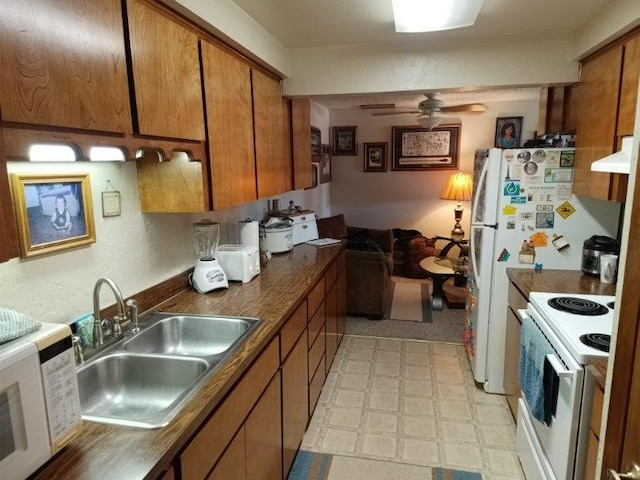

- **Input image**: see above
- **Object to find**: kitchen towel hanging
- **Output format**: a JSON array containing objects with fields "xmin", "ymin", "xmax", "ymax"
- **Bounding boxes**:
[{"xmin": 239, "ymin": 219, "xmax": 260, "ymax": 251}]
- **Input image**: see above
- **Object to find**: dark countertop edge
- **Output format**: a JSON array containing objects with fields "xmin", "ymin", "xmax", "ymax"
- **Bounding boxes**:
[
  {"xmin": 506, "ymin": 268, "xmax": 616, "ymax": 299},
  {"xmin": 32, "ymin": 243, "xmax": 345, "ymax": 480}
]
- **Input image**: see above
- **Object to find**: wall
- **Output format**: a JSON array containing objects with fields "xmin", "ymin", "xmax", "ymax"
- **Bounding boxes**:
[{"xmin": 329, "ymin": 98, "xmax": 540, "ymax": 237}]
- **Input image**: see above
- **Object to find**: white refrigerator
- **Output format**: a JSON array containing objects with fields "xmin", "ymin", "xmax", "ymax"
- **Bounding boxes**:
[{"xmin": 465, "ymin": 147, "xmax": 621, "ymax": 393}]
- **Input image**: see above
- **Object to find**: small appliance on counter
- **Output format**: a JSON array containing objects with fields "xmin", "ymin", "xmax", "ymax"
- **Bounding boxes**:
[
  {"xmin": 260, "ymin": 217, "xmax": 294, "ymax": 253},
  {"xmin": 191, "ymin": 220, "xmax": 229, "ymax": 293},
  {"xmin": 216, "ymin": 245, "xmax": 260, "ymax": 283},
  {"xmin": 0, "ymin": 322, "xmax": 82, "ymax": 479},
  {"xmin": 282, "ymin": 211, "xmax": 319, "ymax": 245},
  {"xmin": 581, "ymin": 235, "xmax": 620, "ymax": 276}
]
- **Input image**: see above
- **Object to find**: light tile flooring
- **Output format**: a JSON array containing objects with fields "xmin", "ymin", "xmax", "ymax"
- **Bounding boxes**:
[{"xmin": 300, "ymin": 335, "xmax": 525, "ymax": 479}]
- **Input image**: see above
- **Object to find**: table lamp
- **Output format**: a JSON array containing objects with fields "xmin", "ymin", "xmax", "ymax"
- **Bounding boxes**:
[{"xmin": 440, "ymin": 171, "xmax": 473, "ymax": 240}]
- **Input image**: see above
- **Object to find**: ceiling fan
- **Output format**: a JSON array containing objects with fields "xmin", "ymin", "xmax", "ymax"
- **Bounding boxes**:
[{"xmin": 371, "ymin": 92, "xmax": 487, "ymax": 129}]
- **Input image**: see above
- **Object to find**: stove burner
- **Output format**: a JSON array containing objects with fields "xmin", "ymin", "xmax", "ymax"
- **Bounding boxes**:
[
  {"xmin": 607, "ymin": 301, "xmax": 615, "ymax": 309},
  {"xmin": 580, "ymin": 333, "xmax": 611, "ymax": 352},
  {"xmin": 547, "ymin": 297, "xmax": 609, "ymax": 316}
]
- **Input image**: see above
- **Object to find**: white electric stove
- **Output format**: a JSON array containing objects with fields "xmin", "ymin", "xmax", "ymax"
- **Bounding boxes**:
[{"xmin": 529, "ymin": 292, "xmax": 615, "ymax": 364}]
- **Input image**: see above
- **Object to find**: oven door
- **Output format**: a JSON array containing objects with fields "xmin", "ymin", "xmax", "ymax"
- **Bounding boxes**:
[{"xmin": 516, "ymin": 307, "xmax": 584, "ymax": 480}]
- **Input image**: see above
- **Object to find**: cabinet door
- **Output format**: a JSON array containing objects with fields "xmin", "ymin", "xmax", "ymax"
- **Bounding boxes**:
[
  {"xmin": 291, "ymin": 99, "xmax": 313, "ymax": 190},
  {"xmin": 573, "ymin": 47, "xmax": 624, "ymax": 201},
  {"xmin": 253, "ymin": 70, "xmax": 291, "ymax": 199},
  {"xmin": 0, "ymin": 157, "xmax": 19, "ymax": 263},
  {"xmin": 0, "ymin": 0, "xmax": 131, "ymax": 133},
  {"xmin": 618, "ymin": 34, "xmax": 640, "ymax": 137},
  {"xmin": 245, "ymin": 374, "xmax": 282, "ymax": 480},
  {"xmin": 337, "ymin": 268, "xmax": 347, "ymax": 343},
  {"xmin": 201, "ymin": 41, "xmax": 257, "ymax": 209},
  {"xmin": 127, "ymin": 0, "xmax": 205, "ymax": 141},
  {"xmin": 207, "ymin": 426, "xmax": 246, "ymax": 480},
  {"xmin": 281, "ymin": 330, "xmax": 309, "ymax": 478},
  {"xmin": 325, "ymin": 282, "xmax": 338, "ymax": 372},
  {"xmin": 504, "ymin": 306, "xmax": 522, "ymax": 420}
]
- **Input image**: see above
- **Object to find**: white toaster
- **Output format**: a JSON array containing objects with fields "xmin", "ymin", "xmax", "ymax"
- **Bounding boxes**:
[{"xmin": 216, "ymin": 245, "xmax": 260, "ymax": 283}]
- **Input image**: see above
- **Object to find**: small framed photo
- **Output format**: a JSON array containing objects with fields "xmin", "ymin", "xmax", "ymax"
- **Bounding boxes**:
[
  {"xmin": 495, "ymin": 116, "xmax": 523, "ymax": 149},
  {"xmin": 364, "ymin": 142, "xmax": 387, "ymax": 172},
  {"xmin": 311, "ymin": 126, "xmax": 321, "ymax": 157},
  {"xmin": 332, "ymin": 126, "xmax": 358, "ymax": 155},
  {"xmin": 10, "ymin": 173, "xmax": 96, "ymax": 258},
  {"xmin": 319, "ymin": 144, "xmax": 331, "ymax": 183}
]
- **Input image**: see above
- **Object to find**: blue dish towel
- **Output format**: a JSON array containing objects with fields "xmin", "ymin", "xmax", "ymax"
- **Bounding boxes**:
[
  {"xmin": 0, "ymin": 307, "xmax": 42, "ymax": 344},
  {"xmin": 519, "ymin": 316, "xmax": 554, "ymax": 424}
]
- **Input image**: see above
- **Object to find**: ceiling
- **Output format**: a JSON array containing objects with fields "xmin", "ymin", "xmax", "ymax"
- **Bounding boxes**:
[{"xmin": 231, "ymin": 0, "xmax": 609, "ymax": 109}]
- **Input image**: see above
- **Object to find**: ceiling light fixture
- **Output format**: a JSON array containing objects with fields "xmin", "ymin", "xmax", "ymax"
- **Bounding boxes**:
[
  {"xmin": 391, "ymin": 0, "xmax": 484, "ymax": 33},
  {"xmin": 416, "ymin": 115, "xmax": 443, "ymax": 130}
]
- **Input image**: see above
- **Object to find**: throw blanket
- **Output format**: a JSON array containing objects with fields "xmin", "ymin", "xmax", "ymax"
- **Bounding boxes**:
[
  {"xmin": 0, "ymin": 307, "xmax": 42, "ymax": 344},
  {"xmin": 519, "ymin": 316, "xmax": 554, "ymax": 424}
]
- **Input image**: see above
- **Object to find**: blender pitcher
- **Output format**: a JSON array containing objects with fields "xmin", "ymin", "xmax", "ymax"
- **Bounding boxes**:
[{"xmin": 191, "ymin": 220, "xmax": 228, "ymax": 292}]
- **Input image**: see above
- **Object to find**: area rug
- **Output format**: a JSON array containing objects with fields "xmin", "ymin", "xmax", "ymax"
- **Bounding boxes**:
[
  {"xmin": 388, "ymin": 280, "xmax": 431, "ymax": 322},
  {"xmin": 287, "ymin": 450, "xmax": 482, "ymax": 479}
]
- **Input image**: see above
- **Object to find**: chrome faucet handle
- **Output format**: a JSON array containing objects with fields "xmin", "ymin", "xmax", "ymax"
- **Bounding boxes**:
[
  {"xmin": 112, "ymin": 314, "xmax": 125, "ymax": 337},
  {"xmin": 72, "ymin": 334, "xmax": 84, "ymax": 366},
  {"xmin": 127, "ymin": 299, "xmax": 140, "ymax": 333}
]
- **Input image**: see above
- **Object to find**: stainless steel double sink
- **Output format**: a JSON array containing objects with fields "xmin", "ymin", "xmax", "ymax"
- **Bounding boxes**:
[{"xmin": 76, "ymin": 313, "xmax": 261, "ymax": 429}]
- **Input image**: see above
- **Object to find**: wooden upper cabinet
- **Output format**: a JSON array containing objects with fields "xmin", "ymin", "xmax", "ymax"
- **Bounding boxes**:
[
  {"xmin": 573, "ymin": 46, "xmax": 624, "ymax": 201},
  {"xmin": 618, "ymin": 34, "xmax": 640, "ymax": 137},
  {"xmin": 201, "ymin": 41, "xmax": 257, "ymax": 210},
  {"xmin": 0, "ymin": 159, "xmax": 19, "ymax": 263},
  {"xmin": 291, "ymin": 99, "xmax": 313, "ymax": 190},
  {"xmin": 253, "ymin": 70, "xmax": 291, "ymax": 199},
  {"xmin": 0, "ymin": 0, "xmax": 131, "ymax": 133},
  {"xmin": 126, "ymin": 0, "xmax": 205, "ymax": 141}
]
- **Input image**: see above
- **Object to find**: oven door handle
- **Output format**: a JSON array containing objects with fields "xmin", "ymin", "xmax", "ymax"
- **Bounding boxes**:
[{"xmin": 545, "ymin": 353, "xmax": 571, "ymax": 378}]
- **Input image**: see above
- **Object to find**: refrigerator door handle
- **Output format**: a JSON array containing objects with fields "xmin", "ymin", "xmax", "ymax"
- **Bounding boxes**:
[
  {"xmin": 470, "ymin": 224, "xmax": 482, "ymax": 290},
  {"xmin": 471, "ymin": 154, "xmax": 490, "ymax": 224}
]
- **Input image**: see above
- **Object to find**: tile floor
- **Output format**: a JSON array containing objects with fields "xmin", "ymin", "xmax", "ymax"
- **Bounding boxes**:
[{"xmin": 300, "ymin": 335, "xmax": 525, "ymax": 479}]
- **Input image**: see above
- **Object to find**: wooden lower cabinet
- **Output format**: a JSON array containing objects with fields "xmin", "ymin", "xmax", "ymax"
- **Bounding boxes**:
[
  {"xmin": 325, "ymin": 281, "xmax": 338, "ymax": 372},
  {"xmin": 504, "ymin": 281, "xmax": 527, "ymax": 420},
  {"xmin": 337, "ymin": 268, "xmax": 347, "ymax": 341},
  {"xmin": 245, "ymin": 374, "xmax": 282, "ymax": 480},
  {"xmin": 207, "ymin": 427, "xmax": 246, "ymax": 480},
  {"xmin": 281, "ymin": 330, "xmax": 309, "ymax": 478}
]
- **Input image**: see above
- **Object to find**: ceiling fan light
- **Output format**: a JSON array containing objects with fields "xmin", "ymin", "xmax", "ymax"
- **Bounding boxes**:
[
  {"xmin": 417, "ymin": 115, "xmax": 443, "ymax": 130},
  {"xmin": 392, "ymin": 0, "xmax": 484, "ymax": 33}
]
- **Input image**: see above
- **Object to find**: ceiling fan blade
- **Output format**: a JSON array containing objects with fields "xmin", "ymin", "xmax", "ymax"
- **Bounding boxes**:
[
  {"xmin": 372, "ymin": 110, "xmax": 422, "ymax": 116},
  {"xmin": 440, "ymin": 103, "xmax": 487, "ymax": 113}
]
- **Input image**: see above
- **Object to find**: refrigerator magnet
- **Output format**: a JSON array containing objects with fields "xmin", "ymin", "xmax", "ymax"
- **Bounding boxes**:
[
  {"xmin": 556, "ymin": 201, "xmax": 576, "ymax": 219},
  {"xmin": 518, "ymin": 241, "xmax": 535, "ymax": 264},
  {"xmin": 552, "ymin": 234, "xmax": 570, "ymax": 251}
]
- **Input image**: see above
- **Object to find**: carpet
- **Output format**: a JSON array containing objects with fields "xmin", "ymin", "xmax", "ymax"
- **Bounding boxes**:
[
  {"xmin": 388, "ymin": 280, "xmax": 431, "ymax": 322},
  {"xmin": 347, "ymin": 278, "xmax": 465, "ymax": 344},
  {"xmin": 287, "ymin": 450, "xmax": 482, "ymax": 479}
]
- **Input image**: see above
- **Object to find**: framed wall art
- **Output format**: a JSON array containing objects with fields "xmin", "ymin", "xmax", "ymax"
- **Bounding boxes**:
[
  {"xmin": 332, "ymin": 126, "xmax": 358, "ymax": 155},
  {"xmin": 391, "ymin": 125, "xmax": 460, "ymax": 171},
  {"xmin": 495, "ymin": 116, "xmax": 523, "ymax": 148},
  {"xmin": 364, "ymin": 142, "xmax": 387, "ymax": 172},
  {"xmin": 319, "ymin": 144, "xmax": 331, "ymax": 183},
  {"xmin": 10, "ymin": 173, "xmax": 96, "ymax": 258},
  {"xmin": 311, "ymin": 126, "xmax": 321, "ymax": 156}
]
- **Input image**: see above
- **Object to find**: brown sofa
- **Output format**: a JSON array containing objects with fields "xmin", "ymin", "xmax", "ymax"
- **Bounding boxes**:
[{"xmin": 316, "ymin": 214, "xmax": 393, "ymax": 320}]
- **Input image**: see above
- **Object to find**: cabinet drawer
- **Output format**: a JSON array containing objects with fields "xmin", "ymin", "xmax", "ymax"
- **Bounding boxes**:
[
  {"xmin": 508, "ymin": 282, "xmax": 528, "ymax": 312},
  {"xmin": 181, "ymin": 338, "xmax": 279, "ymax": 480},
  {"xmin": 308, "ymin": 301, "xmax": 325, "ymax": 348},
  {"xmin": 591, "ymin": 384, "xmax": 604, "ymax": 438},
  {"xmin": 280, "ymin": 301, "xmax": 307, "ymax": 360},
  {"xmin": 309, "ymin": 354, "xmax": 326, "ymax": 416},
  {"xmin": 308, "ymin": 326, "xmax": 326, "ymax": 380},
  {"xmin": 307, "ymin": 278, "xmax": 325, "ymax": 318}
]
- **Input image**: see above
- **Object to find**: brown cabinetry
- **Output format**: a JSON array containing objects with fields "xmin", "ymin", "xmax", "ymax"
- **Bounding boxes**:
[
  {"xmin": 126, "ymin": 0, "xmax": 205, "ymax": 141},
  {"xmin": 504, "ymin": 281, "xmax": 528, "ymax": 420},
  {"xmin": 573, "ymin": 31, "xmax": 640, "ymax": 202},
  {"xmin": 0, "ymin": 0, "xmax": 132, "ymax": 133},
  {"xmin": 252, "ymin": 70, "xmax": 291, "ymax": 199},
  {"xmin": 291, "ymin": 99, "xmax": 314, "ymax": 190},
  {"xmin": 207, "ymin": 427, "xmax": 246, "ymax": 480},
  {"xmin": 201, "ymin": 40, "xmax": 257, "ymax": 210},
  {"xmin": 585, "ymin": 364, "xmax": 606, "ymax": 479}
]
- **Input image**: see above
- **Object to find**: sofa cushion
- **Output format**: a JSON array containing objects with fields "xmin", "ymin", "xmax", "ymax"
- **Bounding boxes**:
[
  {"xmin": 316, "ymin": 214, "xmax": 348, "ymax": 239},
  {"xmin": 347, "ymin": 231, "xmax": 383, "ymax": 253}
]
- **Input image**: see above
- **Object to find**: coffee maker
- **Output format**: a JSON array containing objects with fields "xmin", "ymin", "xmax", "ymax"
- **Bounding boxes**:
[{"xmin": 191, "ymin": 220, "xmax": 228, "ymax": 293}]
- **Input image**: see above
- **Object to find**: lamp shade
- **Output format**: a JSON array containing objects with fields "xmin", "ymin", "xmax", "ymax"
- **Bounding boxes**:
[{"xmin": 440, "ymin": 172, "xmax": 473, "ymax": 201}]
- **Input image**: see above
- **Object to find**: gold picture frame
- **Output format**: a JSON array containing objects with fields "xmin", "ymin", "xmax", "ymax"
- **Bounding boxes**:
[{"xmin": 10, "ymin": 173, "xmax": 96, "ymax": 258}]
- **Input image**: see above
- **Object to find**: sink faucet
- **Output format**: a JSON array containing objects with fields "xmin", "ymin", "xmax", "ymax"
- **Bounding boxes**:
[{"xmin": 93, "ymin": 277, "xmax": 127, "ymax": 348}]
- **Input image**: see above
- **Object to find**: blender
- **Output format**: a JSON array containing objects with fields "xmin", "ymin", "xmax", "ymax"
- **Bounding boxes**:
[{"xmin": 191, "ymin": 220, "xmax": 229, "ymax": 293}]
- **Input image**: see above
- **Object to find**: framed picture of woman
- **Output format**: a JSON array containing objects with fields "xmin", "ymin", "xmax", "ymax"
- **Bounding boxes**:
[{"xmin": 495, "ymin": 116, "xmax": 523, "ymax": 149}]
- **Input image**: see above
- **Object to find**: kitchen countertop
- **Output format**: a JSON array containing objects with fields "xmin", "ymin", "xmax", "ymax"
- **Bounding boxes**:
[
  {"xmin": 506, "ymin": 268, "xmax": 616, "ymax": 299},
  {"xmin": 31, "ymin": 242, "xmax": 345, "ymax": 480}
]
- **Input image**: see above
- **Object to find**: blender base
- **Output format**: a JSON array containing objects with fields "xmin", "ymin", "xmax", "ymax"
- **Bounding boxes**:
[{"xmin": 191, "ymin": 258, "xmax": 229, "ymax": 293}]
